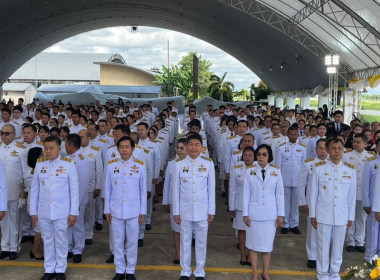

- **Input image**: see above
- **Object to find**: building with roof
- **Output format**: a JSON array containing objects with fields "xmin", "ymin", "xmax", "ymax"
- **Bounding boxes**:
[{"xmin": 2, "ymin": 83, "xmax": 36, "ymax": 104}]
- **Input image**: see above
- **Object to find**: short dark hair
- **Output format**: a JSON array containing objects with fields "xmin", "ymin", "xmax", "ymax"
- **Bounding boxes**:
[
  {"xmin": 255, "ymin": 144, "xmax": 274, "ymax": 163},
  {"xmin": 188, "ymin": 119, "xmax": 201, "ymax": 129},
  {"xmin": 186, "ymin": 133, "xmax": 202, "ymax": 144},
  {"xmin": 72, "ymin": 110, "xmax": 81, "ymax": 117},
  {"xmin": 59, "ymin": 126, "xmax": 70, "ymax": 134},
  {"xmin": 66, "ymin": 134, "xmax": 81, "ymax": 149},
  {"xmin": 242, "ymin": 146, "xmax": 255, "ymax": 158},
  {"xmin": 114, "ymin": 124, "xmax": 131, "ymax": 136},
  {"xmin": 334, "ymin": 110, "xmax": 344, "ymax": 116},
  {"xmin": 316, "ymin": 138, "xmax": 327, "ymax": 146},
  {"xmin": 44, "ymin": 136, "xmax": 61, "ymax": 146},
  {"xmin": 326, "ymin": 137, "xmax": 344, "ymax": 148},
  {"xmin": 353, "ymin": 133, "xmax": 367, "ymax": 143},
  {"xmin": 23, "ymin": 123, "xmax": 37, "ymax": 133},
  {"xmin": 177, "ymin": 138, "xmax": 187, "ymax": 146},
  {"xmin": 117, "ymin": 136, "xmax": 135, "ymax": 149},
  {"xmin": 137, "ymin": 122, "xmax": 149, "ymax": 130}
]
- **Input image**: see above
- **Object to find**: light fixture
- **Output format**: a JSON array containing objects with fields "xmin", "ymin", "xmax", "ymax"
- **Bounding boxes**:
[
  {"xmin": 327, "ymin": 66, "xmax": 337, "ymax": 74},
  {"xmin": 131, "ymin": 26, "xmax": 138, "ymax": 33},
  {"xmin": 325, "ymin": 53, "xmax": 340, "ymax": 66},
  {"xmin": 332, "ymin": 54, "xmax": 340, "ymax": 65},
  {"xmin": 280, "ymin": 62, "xmax": 285, "ymax": 69},
  {"xmin": 325, "ymin": 55, "xmax": 332, "ymax": 66}
]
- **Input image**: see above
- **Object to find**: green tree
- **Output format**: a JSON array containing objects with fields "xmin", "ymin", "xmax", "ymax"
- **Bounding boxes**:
[
  {"xmin": 178, "ymin": 52, "xmax": 213, "ymax": 96},
  {"xmin": 233, "ymin": 88, "xmax": 250, "ymax": 101},
  {"xmin": 252, "ymin": 81, "xmax": 271, "ymax": 101},
  {"xmin": 208, "ymin": 72, "xmax": 234, "ymax": 102}
]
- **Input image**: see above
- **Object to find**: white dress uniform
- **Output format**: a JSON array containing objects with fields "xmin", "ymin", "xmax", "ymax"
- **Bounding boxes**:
[
  {"xmin": 30, "ymin": 156, "xmax": 79, "ymax": 274},
  {"xmin": 172, "ymin": 155, "xmax": 215, "ymax": 278},
  {"xmin": 256, "ymin": 127, "xmax": 272, "ymax": 146},
  {"xmin": 218, "ymin": 130, "xmax": 233, "ymax": 182},
  {"xmin": 264, "ymin": 135, "xmax": 287, "ymax": 162},
  {"xmin": 104, "ymin": 157, "xmax": 147, "ymax": 275},
  {"xmin": 297, "ymin": 158, "xmax": 326, "ymax": 261},
  {"xmin": 229, "ymin": 163, "xmax": 252, "ymax": 230},
  {"xmin": 68, "ymin": 124, "xmax": 86, "ymax": 134},
  {"xmin": 0, "ymin": 141, "xmax": 26, "ymax": 253},
  {"xmin": 224, "ymin": 135, "xmax": 242, "ymax": 175},
  {"xmin": 343, "ymin": 149, "xmax": 372, "ymax": 248},
  {"xmin": 306, "ymin": 136, "xmax": 325, "ymax": 159},
  {"xmin": 363, "ymin": 155, "xmax": 380, "ymax": 261},
  {"xmin": 66, "ymin": 150, "xmax": 90, "ymax": 255},
  {"xmin": 162, "ymin": 157, "xmax": 180, "ymax": 233},
  {"xmin": 309, "ymin": 160, "xmax": 356, "ymax": 280},
  {"xmin": 81, "ymin": 145, "xmax": 103, "ymax": 240},
  {"xmin": 243, "ymin": 163, "xmax": 285, "ymax": 252},
  {"xmin": 0, "ymin": 160, "xmax": 7, "ymax": 212},
  {"xmin": 275, "ymin": 142, "xmax": 306, "ymax": 229}
]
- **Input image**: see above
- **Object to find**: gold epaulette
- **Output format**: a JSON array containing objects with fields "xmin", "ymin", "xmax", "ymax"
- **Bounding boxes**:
[
  {"xmin": 91, "ymin": 146, "xmax": 100, "ymax": 151},
  {"xmin": 305, "ymin": 158, "xmax": 315, "ymax": 163},
  {"xmin": 367, "ymin": 156, "xmax": 377, "ymax": 161},
  {"xmin": 201, "ymin": 156, "xmax": 212, "ymax": 162},
  {"xmin": 79, "ymin": 154, "xmax": 85, "ymax": 160},
  {"xmin": 299, "ymin": 143, "xmax": 306, "ymax": 148},
  {"xmin": 134, "ymin": 158, "xmax": 145, "ymax": 165},
  {"xmin": 107, "ymin": 158, "xmax": 119, "ymax": 165},
  {"xmin": 368, "ymin": 151, "xmax": 376, "ymax": 156},
  {"xmin": 228, "ymin": 135, "xmax": 237, "ymax": 140},
  {"xmin": 234, "ymin": 164, "xmax": 243, "ymax": 169},
  {"xmin": 136, "ymin": 144, "xmax": 142, "ymax": 149},
  {"xmin": 108, "ymin": 145, "xmax": 115, "ymax": 149},
  {"xmin": 16, "ymin": 142, "xmax": 26, "ymax": 149},
  {"xmin": 273, "ymin": 136, "xmax": 280, "ymax": 138},
  {"xmin": 246, "ymin": 164, "xmax": 256, "ymax": 169},
  {"xmin": 314, "ymin": 161, "xmax": 326, "ymax": 167},
  {"xmin": 144, "ymin": 148, "xmax": 150, "ymax": 154},
  {"xmin": 202, "ymin": 147, "xmax": 207, "ymax": 152},
  {"xmin": 176, "ymin": 157, "xmax": 184, "ymax": 162},
  {"xmin": 344, "ymin": 148, "xmax": 353, "ymax": 153},
  {"xmin": 158, "ymin": 137, "xmax": 164, "ymax": 140},
  {"xmin": 168, "ymin": 157, "xmax": 176, "ymax": 162},
  {"xmin": 37, "ymin": 157, "xmax": 47, "ymax": 162},
  {"xmin": 233, "ymin": 150, "xmax": 242, "ymax": 155},
  {"xmin": 107, "ymin": 134, "xmax": 114, "ymax": 138},
  {"xmin": 99, "ymin": 138, "xmax": 108, "ymax": 143},
  {"xmin": 61, "ymin": 156, "xmax": 72, "ymax": 162},
  {"xmin": 279, "ymin": 142, "xmax": 286, "ymax": 146},
  {"xmin": 344, "ymin": 162, "xmax": 355, "ymax": 169},
  {"xmin": 36, "ymin": 141, "xmax": 44, "ymax": 146},
  {"xmin": 269, "ymin": 163, "xmax": 280, "ymax": 169}
]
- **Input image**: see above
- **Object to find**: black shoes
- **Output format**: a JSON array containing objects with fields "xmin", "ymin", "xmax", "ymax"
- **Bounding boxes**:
[
  {"xmin": 112, "ymin": 274, "xmax": 125, "ymax": 280},
  {"xmin": 290, "ymin": 227, "xmax": 301, "ymax": 234},
  {"xmin": 9, "ymin": 252, "xmax": 17, "ymax": 260},
  {"xmin": 138, "ymin": 239, "xmax": 144, "ymax": 247},
  {"xmin": 347, "ymin": 245, "xmax": 356, "ymax": 252},
  {"xmin": 126, "ymin": 274, "xmax": 136, "ymax": 280},
  {"xmin": 95, "ymin": 222, "xmax": 103, "ymax": 231},
  {"xmin": 221, "ymin": 192, "xmax": 226, "ymax": 198},
  {"xmin": 179, "ymin": 277, "xmax": 190, "ymax": 280},
  {"xmin": 85, "ymin": 239, "xmax": 93, "ymax": 245},
  {"xmin": 195, "ymin": 277, "xmax": 205, "ymax": 280},
  {"xmin": 40, "ymin": 273, "xmax": 56, "ymax": 280},
  {"xmin": 0, "ymin": 251, "xmax": 10, "ymax": 259},
  {"xmin": 56, "ymin": 273, "xmax": 65, "ymax": 280},
  {"xmin": 73, "ymin": 254, "xmax": 82, "ymax": 263},
  {"xmin": 67, "ymin": 252, "xmax": 73, "ymax": 259},
  {"xmin": 173, "ymin": 259, "xmax": 180, "ymax": 264},
  {"xmin": 106, "ymin": 254, "xmax": 114, "ymax": 263},
  {"xmin": 307, "ymin": 260, "xmax": 316, "ymax": 268},
  {"xmin": 280, "ymin": 228, "xmax": 289, "ymax": 234},
  {"xmin": 145, "ymin": 224, "xmax": 152, "ymax": 231},
  {"xmin": 30, "ymin": 250, "xmax": 44, "ymax": 260},
  {"xmin": 356, "ymin": 246, "xmax": 365, "ymax": 253},
  {"xmin": 21, "ymin": 236, "xmax": 31, "ymax": 243}
]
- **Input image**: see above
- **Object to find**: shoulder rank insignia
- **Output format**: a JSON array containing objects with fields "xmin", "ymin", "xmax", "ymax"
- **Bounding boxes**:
[
  {"xmin": 305, "ymin": 158, "xmax": 315, "ymax": 163},
  {"xmin": 368, "ymin": 156, "xmax": 377, "ymax": 161},
  {"xmin": 344, "ymin": 162, "xmax": 355, "ymax": 169},
  {"xmin": 79, "ymin": 154, "xmax": 85, "ymax": 160},
  {"xmin": 176, "ymin": 157, "xmax": 184, "ymax": 162},
  {"xmin": 36, "ymin": 141, "xmax": 44, "ymax": 146},
  {"xmin": 134, "ymin": 158, "xmax": 145, "ymax": 165},
  {"xmin": 233, "ymin": 150, "xmax": 242, "ymax": 155},
  {"xmin": 158, "ymin": 137, "xmax": 164, "ymax": 140},
  {"xmin": 279, "ymin": 142, "xmax": 286, "ymax": 146},
  {"xmin": 91, "ymin": 146, "xmax": 100, "ymax": 151},
  {"xmin": 107, "ymin": 134, "xmax": 114, "ymax": 138},
  {"xmin": 108, "ymin": 145, "xmax": 115, "ymax": 149},
  {"xmin": 135, "ymin": 144, "xmax": 142, "ymax": 149},
  {"xmin": 99, "ymin": 138, "xmax": 108, "ymax": 143},
  {"xmin": 269, "ymin": 163, "xmax": 280, "ymax": 169},
  {"xmin": 314, "ymin": 161, "xmax": 326, "ymax": 167},
  {"xmin": 168, "ymin": 157, "xmax": 176, "ymax": 162},
  {"xmin": 61, "ymin": 156, "xmax": 72, "ymax": 162},
  {"xmin": 228, "ymin": 135, "xmax": 237, "ymax": 140},
  {"xmin": 202, "ymin": 147, "xmax": 207, "ymax": 152},
  {"xmin": 344, "ymin": 148, "xmax": 353, "ymax": 153},
  {"xmin": 246, "ymin": 164, "xmax": 256, "ymax": 169},
  {"xmin": 107, "ymin": 158, "xmax": 119, "ymax": 165},
  {"xmin": 234, "ymin": 164, "xmax": 243, "ymax": 169},
  {"xmin": 273, "ymin": 136, "xmax": 280, "ymax": 138},
  {"xmin": 16, "ymin": 142, "xmax": 26, "ymax": 149},
  {"xmin": 144, "ymin": 148, "xmax": 150, "ymax": 154},
  {"xmin": 368, "ymin": 151, "xmax": 376, "ymax": 156},
  {"xmin": 201, "ymin": 156, "xmax": 212, "ymax": 162},
  {"xmin": 299, "ymin": 143, "xmax": 306, "ymax": 148},
  {"xmin": 37, "ymin": 157, "xmax": 47, "ymax": 163}
]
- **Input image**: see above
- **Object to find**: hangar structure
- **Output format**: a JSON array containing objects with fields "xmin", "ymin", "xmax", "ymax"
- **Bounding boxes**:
[{"xmin": 0, "ymin": 0, "xmax": 379, "ymax": 94}]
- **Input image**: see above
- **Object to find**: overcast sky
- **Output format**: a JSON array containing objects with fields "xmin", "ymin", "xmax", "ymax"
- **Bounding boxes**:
[{"xmin": 44, "ymin": 26, "xmax": 260, "ymax": 91}]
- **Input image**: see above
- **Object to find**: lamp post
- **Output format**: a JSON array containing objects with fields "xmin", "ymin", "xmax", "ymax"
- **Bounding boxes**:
[{"xmin": 325, "ymin": 54, "xmax": 340, "ymax": 113}]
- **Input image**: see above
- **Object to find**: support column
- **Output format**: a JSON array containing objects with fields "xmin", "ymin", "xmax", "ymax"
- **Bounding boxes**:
[
  {"xmin": 287, "ymin": 97, "xmax": 295, "ymax": 110},
  {"xmin": 343, "ymin": 90, "xmax": 354, "ymax": 124},
  {"xmin": 268, "ymin": 94, "xmax": 275, "ymax": 106},
  {"xmin": 300, "ymin": 96, "xmax": 311, "ymax": 109},
  {"xmin": 275, "ymin": 97, "xmax": 284, "ymax": 110},
  {"xmin": 318, "ymin": 93, "xmax": 329, "ymax": 109}
]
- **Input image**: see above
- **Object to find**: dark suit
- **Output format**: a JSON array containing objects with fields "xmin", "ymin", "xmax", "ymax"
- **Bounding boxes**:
[{"xmin": 326, "ymin": 122, "xmax": 349, "ymax": 138}]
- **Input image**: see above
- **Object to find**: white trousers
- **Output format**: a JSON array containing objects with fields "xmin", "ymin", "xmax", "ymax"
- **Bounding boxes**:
[
  {"xmin": 146, "ymin": 196, "xmax": 153, "ymax": 224},
  {"xmin": 365, "ymin": 212, "xmax": 380, "ymax": 262},
  {"xmin": 346, "ymin": 201, "xmax": 367, "ymax": 247},
  {"xmin": 112, "ymin": 217, "xmax": 139, "ymax": 274},
  {"xmin": 68, "ymin": 203, "xmax": 86, "ymax": 254},
  {"xmin": 21, "ymin": 200, "xmax": 35, "ymax": 236},
  {"xmin": 95, "ymin": 196, "xmax": 103, "ymax": 224},
  {"xmin": 0, "ymin": 200, "xmax": 20, "ymax": 252},
  {"xmin": 316, "ymin": 223, "xmax": 346, "ymax": 280},
  {"xmin": 180, "ymin": 220, "xmax": 208, "ymax": 278},
  {"xmin": 39, "ymin": 218, "xmax": 68, "ymax": 273},
  {"xmin": 306, "ymin": 216, "xmax": 317, "ymax": 260},
  {"xmin": 84, "ymin": 192, "xmax": 95, "ymax": 239},
  {"xmin": 283, "ymin": 186, "xmax": 299, "ymax": 228},
  {"xmin": 109, "ymin": 223, "xmax": 114, "ymax": 253}
]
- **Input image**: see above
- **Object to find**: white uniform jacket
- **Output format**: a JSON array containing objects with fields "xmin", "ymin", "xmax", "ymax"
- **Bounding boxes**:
[
  {"xmin": 362, "ymin": 155, "xmax": 380, "ymax": 208},
  {"xmin": 0, "ymin": 160, "xmax": 7, "ymax": 211}
]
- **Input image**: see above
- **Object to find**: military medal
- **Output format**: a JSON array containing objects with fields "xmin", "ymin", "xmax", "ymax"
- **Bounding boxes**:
[
  {"xmin": 323, "ymin": 185, "xmax": 327, "ymax": 189},
  {"xmin": 250, "ymin": 169, "xmax": 256, "ymax": 176},
  {"xmin": 10, "ymin": 150, "xmax": 19, "ymax": 156},
  {"xmin": 183, "ymin": 166, "xmax": 189, "ymax": 173},
  {"xmin": 198, "ymin": 164, "xmax": 207, "ymax": 172},
  {"xmin": 270, "ymin": 171, "xmax": 277, "ymax": 177}
]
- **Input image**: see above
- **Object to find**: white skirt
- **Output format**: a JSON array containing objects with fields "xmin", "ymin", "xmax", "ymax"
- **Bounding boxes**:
[
  {"xmin": 219, "ymin": 162, "xmax": 225, "ymax": 180},
  {"xmin": 246, "ymin": 220, "xmax": 276, "ymax": 252},
  {"xmin": 169, "ymin": 205, "xmax": 180, "ymax": 233},
  {"xmin": 233, "ymin": 211, "xmax": 247, "ymax": 231}
]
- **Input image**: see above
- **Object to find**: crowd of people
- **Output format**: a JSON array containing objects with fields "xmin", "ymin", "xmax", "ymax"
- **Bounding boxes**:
[{"xmin": 0, "ymin": 97, "xmax": 380, "ymax": 280}]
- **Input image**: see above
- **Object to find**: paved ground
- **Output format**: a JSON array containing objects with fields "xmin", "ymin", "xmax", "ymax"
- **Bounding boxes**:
[{"xmin": 0, "ymin": 183, "xmax": 366, "ymax": 280}]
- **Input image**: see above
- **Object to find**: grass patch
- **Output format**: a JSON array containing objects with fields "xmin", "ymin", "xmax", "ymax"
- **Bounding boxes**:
[{"xmin": 361, "ymin": 115, "xmax": 380, "ymax": 122}]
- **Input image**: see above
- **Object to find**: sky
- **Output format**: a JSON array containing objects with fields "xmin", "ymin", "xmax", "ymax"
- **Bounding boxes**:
[{"xmin": 44, "ymin": 26, "xmax": 261, "ymax": 91}]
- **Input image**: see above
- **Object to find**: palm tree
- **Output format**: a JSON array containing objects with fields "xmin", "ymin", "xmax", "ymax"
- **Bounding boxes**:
[{"xmin": 208, "ymin": 72, "xmax": 234, "ymax": 102}]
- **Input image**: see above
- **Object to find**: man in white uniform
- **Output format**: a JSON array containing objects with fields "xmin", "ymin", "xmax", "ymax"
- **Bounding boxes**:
[{"xmin": 0, "ymin": 160, "xmax": 7, "ymax": 222}]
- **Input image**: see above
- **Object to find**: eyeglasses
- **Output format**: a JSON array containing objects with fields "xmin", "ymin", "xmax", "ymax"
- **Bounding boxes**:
[
  {"xmin": 257, "ymin": 153, "xmax": 268, "ymax": 157},
  {"xmin": 0, "ymin": 132, "xmax": 13, "ymax": 136}
]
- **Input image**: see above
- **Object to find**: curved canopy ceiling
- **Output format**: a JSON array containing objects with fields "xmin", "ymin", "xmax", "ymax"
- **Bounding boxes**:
[{"xmin": 0, "ymin": 0, "xmax": 379, "ymax": 92}]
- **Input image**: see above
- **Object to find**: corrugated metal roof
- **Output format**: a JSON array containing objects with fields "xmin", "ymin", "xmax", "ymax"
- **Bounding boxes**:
[
  {"xmin": 38, "ymin": 84, "xmax": 162, "ymax": 94},
  {"xmin": 9, "ymin": 53, "xmax": 121, "ymax": 81},
  {"xmin": 2, "ymin": 82, "xmax": 35, "ymax": 91}
]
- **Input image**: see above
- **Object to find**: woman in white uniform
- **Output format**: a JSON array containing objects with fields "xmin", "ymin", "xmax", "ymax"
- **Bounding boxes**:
[
  {"xmin": 243, "ymin": 144, "xmax": 285, "ymax": 280},
  {"xmin": 162, "ymin": 138, "xmax": 188, "ymax": 265},
  {"xmin": 229, "ymin": 146, "xmax": 255, "ymax": 266}
]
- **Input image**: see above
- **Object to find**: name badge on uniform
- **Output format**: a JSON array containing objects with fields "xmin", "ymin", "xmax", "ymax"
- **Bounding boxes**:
[
  {"xmin": 114, "ymin": 180, "xmax": 117, "ymax": 185},
  {"xmin": 41, "ymin": 169, "xmax": 46, "ymax": 173},
  {"xmin": 183, "ymin": 179, "xmax": 188, "ymax": 183},
  {"xmin": 324, "ymin": 172, "xmax": 330, "ymax": 176},
  {"xmin": 285, "ymin": 149, "xmax": 289, "ymax": 153},
  {"xmin": 296, "ymin": 149, "xmax": 302, "ymax": 152},
  {"xmin": 41, "ymin": 180, "xmax": 45, "ymax": 186},
  {"xmin": 10, "ymin": 150, "xmax": 19, "ymax": 157},
  {"xmin": 198, "ymin": 164, "xmax": 207, "ymax": 172},
  {"xmin": 183, "ymin": 166, "xmax": 189, "ymax": 173},
  {"xmin": 131, "ymin": 165, "xmax": 139, "ymax": 170},
  {"xmin": 237, "ymin": 174, "xmax": 242, "ymax": 178}
]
